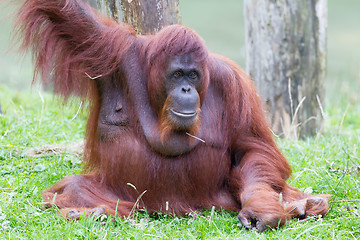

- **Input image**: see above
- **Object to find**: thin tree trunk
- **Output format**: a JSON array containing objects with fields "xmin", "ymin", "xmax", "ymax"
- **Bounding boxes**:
[
  {"xmin": 244, "ymin": 0, "xmax": 327, "ymax": 139},
  {"xmin": 96, "ymin": 0, "xmax": 181, "ymax": 34}
]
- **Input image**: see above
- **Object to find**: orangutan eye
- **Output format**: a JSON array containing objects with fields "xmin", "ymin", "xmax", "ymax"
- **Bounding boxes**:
[
  {"xmin": 189, "ymin": 71, "xmax": 198, "ymax": 80},
  {"xmin": 173, "ymin": 71, "xmax": 183, "ymax": 79}
]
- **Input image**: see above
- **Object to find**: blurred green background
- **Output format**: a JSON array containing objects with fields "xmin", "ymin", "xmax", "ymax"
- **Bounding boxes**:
[{"xmin": 0, "ymin": 0, "xmax": 359, "ymax": 109}]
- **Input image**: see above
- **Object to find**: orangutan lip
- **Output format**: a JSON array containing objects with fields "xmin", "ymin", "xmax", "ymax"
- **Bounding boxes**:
[{"xmin": 170, "ymin": 109, "xmax": 197, "ymax": 118}]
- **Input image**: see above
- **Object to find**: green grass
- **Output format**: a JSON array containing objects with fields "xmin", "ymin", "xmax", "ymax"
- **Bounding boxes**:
[
  {"xmin": 1, "ymin": 0, "xmax": 360, "ymax": 239},
  {"xmin": 0, "ymin": 86, "xmax": 359, "ymax": 239}
]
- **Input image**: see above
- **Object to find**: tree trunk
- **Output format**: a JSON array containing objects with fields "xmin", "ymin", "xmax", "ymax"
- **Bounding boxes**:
[
  {"xmin": 244, "ymin": 0, "xmax": 327, "ymax": 139},
  {"xmin": 95, "ymin": 0, "xmax": 181, "ymax": 34}
]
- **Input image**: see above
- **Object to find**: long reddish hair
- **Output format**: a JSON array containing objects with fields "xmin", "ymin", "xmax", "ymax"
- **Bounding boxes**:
[{"xmin": 143, "ymin": 25, "xmax": 210, "ymax": 112}]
